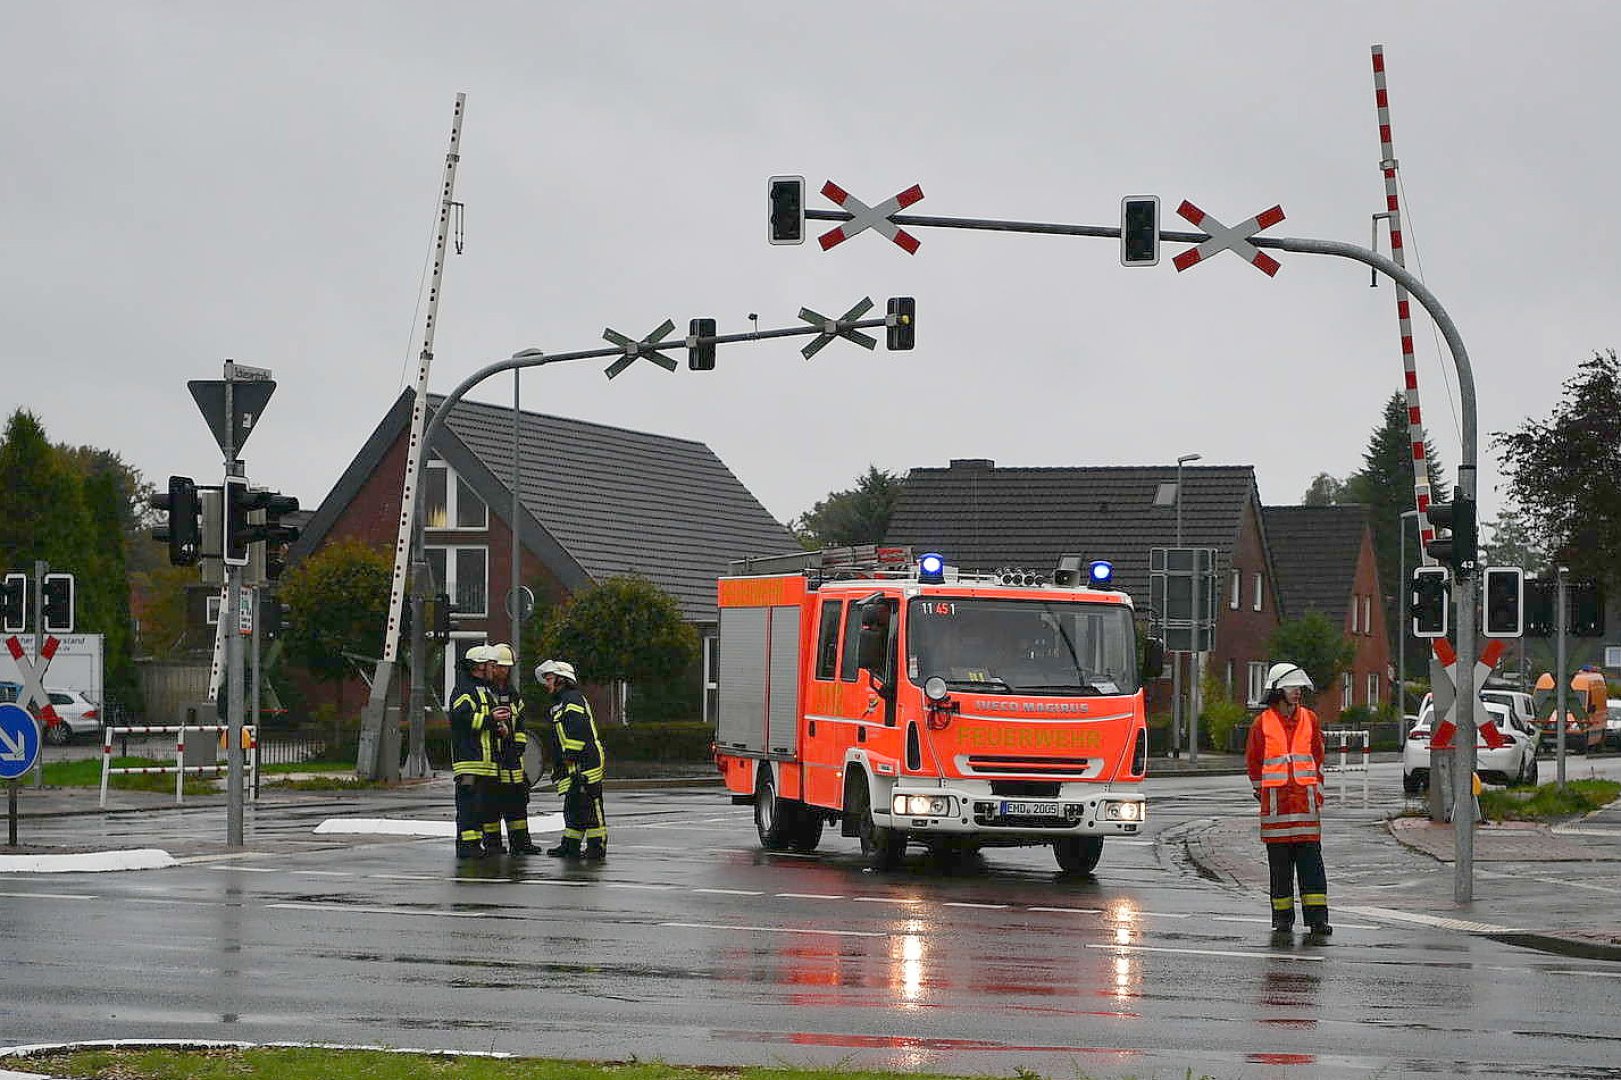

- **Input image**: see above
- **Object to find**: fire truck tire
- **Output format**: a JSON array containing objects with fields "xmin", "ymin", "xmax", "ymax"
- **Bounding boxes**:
[
  {"xmin": 754, "ymin": 769, "xmax": 799, "ymax": 851},
  {"xmin": 1053, "ymin": 836, "xmax": 1104, "ymax": 875},
  {"xmin": 847, "ymin": 776, "xmax": 905, "ymax": 869},
  {"xmin": 790, "ymin": 812, "xmax": 824, "ymax": 853}
]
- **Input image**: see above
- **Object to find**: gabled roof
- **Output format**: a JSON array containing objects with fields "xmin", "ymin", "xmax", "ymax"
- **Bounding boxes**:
[
  {"xmin": 295, "ymin": 390, "xmax": 797, "ymax": 623},
  {"xmin": 1262, "ymin": 505, "xmax": 1373, "ymax": 623},
  {"xmin": 885, "ymin": 459, "xmax": 1265, "ymax": 603}
]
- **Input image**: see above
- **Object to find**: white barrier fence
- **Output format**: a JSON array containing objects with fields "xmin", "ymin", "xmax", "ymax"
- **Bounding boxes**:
[
  {"xmin": 1320, "ymin": 728, "xmax": 1370, "ymax": 807},
  {"xmin": 100, "ymin": 724, "xmax": 258, "ymax": 808}
]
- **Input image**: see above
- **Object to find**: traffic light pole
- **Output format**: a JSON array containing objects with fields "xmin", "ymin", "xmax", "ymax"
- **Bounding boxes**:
[
  {"xmin": 359, "ymin": 310, "xmax": 903, "ymax": 777},
  {"xmin": 804, "ymin": 203, "xmax": 1484, "ymax": 901},
  {"xmin": 31, "ymin": 559, "xmax": 46, "ymax": 789},
  {"xmin": 1555, "ymin": 567, "xmax": 1568, "ymax": 789}
]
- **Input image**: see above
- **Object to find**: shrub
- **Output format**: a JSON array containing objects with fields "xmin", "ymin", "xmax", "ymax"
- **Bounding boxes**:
[
  {"xmin": 599, "ymin": 721, "xmax": 715, "ymax": 763},
  {"xmin": 1199, "ymin": 671, "xmax": 1248, "ymax": 752}
]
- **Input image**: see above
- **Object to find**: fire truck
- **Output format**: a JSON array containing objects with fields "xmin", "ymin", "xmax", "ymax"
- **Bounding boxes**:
[{"xmin": 714, "ymin": 546, "xmax": 1163, "ymax": 874}]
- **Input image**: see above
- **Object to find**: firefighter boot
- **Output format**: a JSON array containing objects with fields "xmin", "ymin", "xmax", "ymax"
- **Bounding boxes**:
[
  {"xmin": 456, "ymin": 841, "xmax": 489, "ymax": 860},
  {"xmin": 546, "ymin": 837, "xmax": 582, "ymax": 859},
  {"xmin": 508, "ymin": 830, "xmax": 543, "ymax": 856},
  {"xmin": 582, "ymin": 838, "xmax": 607, "ymax": 861},
  {"xmin": 483, "ymin": 828, "xmax": 506, "ymax": 855},
  {"xmin": 1305, "ymin": 915, "xmax": 1333, "ymax": 937}
]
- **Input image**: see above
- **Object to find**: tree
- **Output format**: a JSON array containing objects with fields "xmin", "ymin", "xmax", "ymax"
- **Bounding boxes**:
[
  {"xmin": 1343, "ymin": 393, "xmax": 1449, "ymax": 681},
  {"xmin": 529, "ymin": 576, "xmax": 699, "ymax": 722},
  {"xmin": 1493, "ymin": 349, "xmax": 1621, "ymax": 590},
  {"xmin": 1301, "ymin": 472, "xmax": 1348, "ymax": 506},
  {"xmin": 1268, "ymin": 611, "xmax": 1357, "ymax": 705},
  {"xmin": 278, "ymin": 539, "xmax": 392, "ymax": 711},
  {"xmin": 793, "ymin": 465, "xmax": 903, "ymax": 548},
  {"xmin": 1481, "ymin": 499, "xmax": 1552, "ymax": 575},
  {"xmin": 0, "ymin": 410, "xmax": 94, "ymax": 574}
]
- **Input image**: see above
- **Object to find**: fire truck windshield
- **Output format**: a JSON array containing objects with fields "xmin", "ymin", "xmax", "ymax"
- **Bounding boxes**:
[{"xmin": 905, "ymin": 598, "xmax": 1140, "ymax": 697}]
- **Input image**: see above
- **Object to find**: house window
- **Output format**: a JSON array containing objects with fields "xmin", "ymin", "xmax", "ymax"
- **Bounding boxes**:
[
  {"xmin": 206, "ymin": 594, "xmax": 222, "ymax": 625},
  {"xmin": 1247, "ymin": 662, "xmax": 1268, "ymax": 706},
  {"xmin": 1342, "ymin": 673, "xmax": 1353, "ymax": 710},
  {"xmin": 424, "ymin": 461, "xmax": 488, "ymax": 531},
  {"xmin": 1153, "ymin": 481, "xmax": 1178, "ymax": 507},
  {"xmin": 1229, "ymin": 569, "xmax": 1241, "ymax": 610},
  {"xmin": 1367, "ymin": 673, "xmax": 1380, "ymax": 707},
  {"xmin": 426, "ymin": 545, "xmax": 489, "ymax": 617},
  {"xmin": 1350, "ymin": 594, "xmax": 1360, "ymax": 634},
  {"xmin": 815, "ymin": 600, "xmax": 843, "ymax": 681},
  {"xmin": 1252, "ymin": 572, "xmax": 1263, "ymax": 611},
  {"xmin": 1362, "ymin": 596, "xmax": 1372, "ymax": 636}
]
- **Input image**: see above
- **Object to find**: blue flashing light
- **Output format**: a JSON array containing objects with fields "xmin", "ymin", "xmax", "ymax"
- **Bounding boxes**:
[
  {"xmin": 918, "ymin": 552, "xmax": 946, "ymax": 584},
  {"xmin": 1087, "ymin": 560, "xmax": 1114, "ymax": 587}
]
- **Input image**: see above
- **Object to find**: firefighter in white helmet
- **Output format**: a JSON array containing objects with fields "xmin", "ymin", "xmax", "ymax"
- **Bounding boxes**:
[
  {"xmin": 536, "ymin": 659, "xmax": 608, "ymax": 860},
  {"xmin": 1245, "ymin": 662, "xmax": 1331, "ymax": 936},
  {"xmin": 483, "ymin": 643, "xmax": 541, "ymax": 855},
  {"xmin": 449, "ymin": 645, "xmax": 499, "ymax": 859}
]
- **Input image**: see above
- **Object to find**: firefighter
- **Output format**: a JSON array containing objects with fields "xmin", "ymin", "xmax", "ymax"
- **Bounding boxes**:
[
  {"xmin": 485, "ymin": 643, "xmax": 541, "ymax": 855},
  {"xmin": 1245, "ymin": 662, "xmax": 1332, "ymax": 936},
  {"xmin": 535, "ymin": 658, "xmax": 607, "ymax": 860},
  {"xmin": 449, "ymin": 644, "xmax": 499, "ymax": 859}
]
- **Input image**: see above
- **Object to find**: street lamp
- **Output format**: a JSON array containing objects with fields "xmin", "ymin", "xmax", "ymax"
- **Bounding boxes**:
[{"xmin": 1172, "ymin": 453, "xmax": 1202, "ymax": 760}]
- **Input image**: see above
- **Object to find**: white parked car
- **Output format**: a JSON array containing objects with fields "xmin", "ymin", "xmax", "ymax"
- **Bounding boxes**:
[
  {"xmin": 1479, "ymin": 689, "xmax": 1536, "ymax": 728},
  {"xmin": 1403, "ymin": 697, "xmax": 1538, "ymax": 794},
  {"xmin": 43, "ymin": 688, "xmax": 102, "ymax": 745}
]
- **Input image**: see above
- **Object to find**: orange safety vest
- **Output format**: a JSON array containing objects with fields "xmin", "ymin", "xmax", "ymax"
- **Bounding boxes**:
[{"xmin": 1259, "ymin": 709, "xmax": 1321, "ymax": 788}]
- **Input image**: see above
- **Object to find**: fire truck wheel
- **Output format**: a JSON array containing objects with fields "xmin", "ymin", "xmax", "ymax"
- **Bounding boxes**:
[
  {"xmin": 848, "ymin": 777, "xmax": 905, "ymax": 869},
  {"xmin": 754, "ymin": 769, "xmax": 800, "ymax": 851},
  {"xmin": 1053, "ymin": 836, "xmax": 1104, "ymax": 875},
  {"xmin": 790, "ymin": 812, "xmax": 824, "ymax": 853}
]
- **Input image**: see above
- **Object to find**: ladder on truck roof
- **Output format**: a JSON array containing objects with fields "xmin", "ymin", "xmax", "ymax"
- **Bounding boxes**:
[{"xmin": 727, "ymin": 544, "xmax": 916, "ymax": 580}]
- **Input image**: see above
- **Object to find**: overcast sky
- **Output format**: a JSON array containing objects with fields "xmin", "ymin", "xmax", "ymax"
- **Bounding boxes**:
[{"xmin": 5, "ymin": 2, "xmax": 1617, "ymax": 540}]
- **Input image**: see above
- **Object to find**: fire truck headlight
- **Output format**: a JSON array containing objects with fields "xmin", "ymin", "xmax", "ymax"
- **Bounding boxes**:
[
  {"xmin": 892, "ymin": 794, "xmax": 953, "ymax": 816},
  {"xmin": 1105, "ymin": 800, "xmax": 1143, "ymax": 822}
]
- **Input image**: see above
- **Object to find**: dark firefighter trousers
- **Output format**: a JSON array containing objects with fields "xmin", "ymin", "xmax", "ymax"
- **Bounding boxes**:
[
  {"xmin": 1267, "ymin": 841, "xmax": 1328, "ymax": 927},
  {"xmin": 455, "ymin": 776, "xmax": 495, "ymax": 852},
  {"xmin": 559, "ymin": 774, "xmax": 607, "ymax": 845}
]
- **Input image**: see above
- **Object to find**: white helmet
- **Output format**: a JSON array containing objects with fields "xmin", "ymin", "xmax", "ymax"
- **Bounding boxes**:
[
  {"xmin": 1265, "ymin": 662, "xmax": 1314, "ymax": 695},
  {"xmin": 465, "ymin": 644, "xmax": 495, "ymax": 665},
  {"xmin": 535, "ymin": 659, "xmax": 577, "ymax": 684},
  {"xmin": 488, "ymin": 643, "xmax": 515, "ymax": 667}
]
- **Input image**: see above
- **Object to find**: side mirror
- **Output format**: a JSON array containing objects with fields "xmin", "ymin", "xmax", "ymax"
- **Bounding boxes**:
[{"xmin": 1143, "ymin": 638, "xmax": 1165, "ymax": 680}]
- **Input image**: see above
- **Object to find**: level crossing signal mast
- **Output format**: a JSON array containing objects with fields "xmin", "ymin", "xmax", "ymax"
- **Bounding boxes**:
[
  {"xmin": 150, "ymin": 475, "xmax": 203, "ymax": 567},
  {"xmin": 1411, "ymin": 566, "xmax": 1450, "ymax": 639}
]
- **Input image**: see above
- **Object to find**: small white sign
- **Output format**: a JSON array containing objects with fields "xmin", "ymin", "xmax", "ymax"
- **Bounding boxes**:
[
  {"xmin": 1605, "ymin": 645, "xmax": 1621, "ymax": 669},
  {"xmin": 238, "ymin": 593, "xmax": 255, "ymax": 636}
]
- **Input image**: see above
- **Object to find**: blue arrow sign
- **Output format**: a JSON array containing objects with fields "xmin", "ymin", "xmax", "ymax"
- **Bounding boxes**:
[{"xmin": 0, "ymin": 702, "xmax": 40, "ymax": 780}]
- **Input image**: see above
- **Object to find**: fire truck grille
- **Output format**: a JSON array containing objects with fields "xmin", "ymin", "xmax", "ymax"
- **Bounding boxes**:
[{"xmin": 968, "ymin": 755, "xmax": 1091, "ymax": 778}]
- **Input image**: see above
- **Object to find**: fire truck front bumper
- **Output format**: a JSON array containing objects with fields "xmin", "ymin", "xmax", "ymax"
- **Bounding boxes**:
[{"xmin": 883, "ymin": 788, "xmax": 1146, "ymax": 837}]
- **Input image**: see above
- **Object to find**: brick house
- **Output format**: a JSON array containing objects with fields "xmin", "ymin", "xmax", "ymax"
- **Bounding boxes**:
[
  {"xmin": 291, "ymin": 389, "xmax": 797, "ymax": 717},
  {"xmin": 884, "ymin": 459, "xmax": 1284, "ymax": 721},
  {"xmin": 1262, "ymin": 504, "xmax": 1392, "ymax": 724}
]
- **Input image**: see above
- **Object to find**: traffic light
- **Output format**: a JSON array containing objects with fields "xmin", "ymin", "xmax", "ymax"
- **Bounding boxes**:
[
  {"xmin": 1411, "ymin": 566, "xmax": 1449, "ymax": 638},
  {"xmin": 1524, "ymin": 578, "xmax": 1556, "ymax": 637},
  {"xmin": 41, "ymin": 573, "xmax": 74, "ymax": 634},
  {"xmin": 1569, "ymin": 581, "xmax": 1604, "ymax": 637},
  {"xmin": 150, "ymin": 475, "xmax": 202, "ymax": 567},
  {"xmin": 260, "ymin": 596, "xmax": 282, "ymax": 639},
  {"xmin": 226, "ymin": 476, "xmax": 298, "ymax": 568},
  {"xmin": 420, "ymin": 592, "xmax": 453, "ymax": 642},
  {"xmin": 223, "ymin": 475, "xmax": 252, "ymax": 566},
  {"xmin": 1424, "ymin": 495, "xmax": 1477, "ymax": 576},
  {"xmin": 688, "ymin": 318, "xmax": 716, "ymax": 371},
  {"xmin": 768, "ymin": 175, "xmax": 805, "ymax": 245},
  {"xmin": 0, "ymin": 573, "xmax": 26, "ymax": 634},
  {"xmin": 1482, "ymin": 567, "xmax": 1524, "ymax": 638},
  {"xmin": 886, "ymin": 296, "xmax": 915, "ymax": 351},
  {"xmin": 1121, "ymin": 195, "xmax": 1160, "ymax": 267}
]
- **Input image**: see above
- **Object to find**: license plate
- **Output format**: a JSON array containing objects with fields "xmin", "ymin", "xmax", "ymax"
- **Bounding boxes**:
[{"xmin": 1000, "ymin": 800, "xmax": 1061, "ymax": 817}]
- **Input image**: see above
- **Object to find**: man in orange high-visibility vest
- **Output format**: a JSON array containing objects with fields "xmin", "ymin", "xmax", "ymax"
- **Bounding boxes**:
[{"xmin": 1245, "ymin": 662, "xmax": 1331, "ymax": 936}]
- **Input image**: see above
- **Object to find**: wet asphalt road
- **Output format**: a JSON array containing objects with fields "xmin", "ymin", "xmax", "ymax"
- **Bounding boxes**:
[{"xmin": 4, "ymin": 773, "xmax": 1621, "ymax": 1079}]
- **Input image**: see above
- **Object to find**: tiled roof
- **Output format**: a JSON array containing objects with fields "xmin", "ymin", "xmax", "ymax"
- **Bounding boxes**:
[
  {"xmin": 1262, "ymin": 505, "xmax": 1371, "ymax": 623},
  {"xmin": 432, "ymin": 395, "xmax": 797, "ymax": 623},
  {"xmin": 885, "ymin": 460, "xmax": 1263, "ymax": 603}
]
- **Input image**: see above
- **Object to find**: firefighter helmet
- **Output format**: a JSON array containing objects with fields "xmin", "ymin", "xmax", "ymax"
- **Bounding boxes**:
[
  {"xmin": 536, "ymin": 659, "xmax": 577, "ymax": 684},
  {"xmin": 489, "ymin": 643, "xmax": 515, "ymax": 667},
  {"xmin": 1264, "ymin": 662, "xmax": 1314, "ymax": 695}
]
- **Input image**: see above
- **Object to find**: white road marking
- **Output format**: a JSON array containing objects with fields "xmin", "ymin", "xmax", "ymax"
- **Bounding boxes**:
[
  {"xmin": 776, "ymin": 892, "xmax": 845, "ymax": 900},
  {"xmin": 1210, "ymin": 915, "xmax": 1379, "ymax": 930},
  {"xmin": 944, "ymin": 901, "xmax": 1009, "ymax": 910},
  {"xmin": 1339, "ymin": 904, "xmax": 1522, "ymax": 934},
  {"xmin": 292, "ymin": 870, "xmax": 353, "ymax": 878},
  {"xmin": 1546, "ymin": 968, "xmax": 1621, "ymax": 979},
  {"xmin": 1028, "ymin": 906, "xmax": 1104, "ymax": 914},
  {"xmin": 0, "ymin": 890, "xmax": 94, "ymax": 901},
  {"xmin": 853, "ymin": 896, "xmax": 922, "ymax": 905},
  {"xmin": 1086, "ymin": 943, "xmax": 1323, "ymax": 962},
  {"xmin": 692, "ymin": 888, "xmax": 764, "ymax": 896},
  {"xmin": 604, "ymin": 882, "xmax": 677, "ymax": 891},
  {"xmin": 662, "ymin": 920, "xmax": 885, "ymax": 938},
  {"xmin": 207, "ymin": 865, "xmax": 278, "ymax": 873}
]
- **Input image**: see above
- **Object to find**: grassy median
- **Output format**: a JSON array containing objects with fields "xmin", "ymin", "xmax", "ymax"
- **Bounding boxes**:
[
  {"xmin": 1479, "ymin": 777, "xmax": 1620, "ymax": 821},
  {"xmin": 1, "ymin": 1047, "xmax": 1219, "ymax": 1080}
]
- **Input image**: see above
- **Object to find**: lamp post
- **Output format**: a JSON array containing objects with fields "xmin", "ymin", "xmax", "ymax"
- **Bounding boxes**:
[{"xmin": 1172, "ymin": 453, "xmax": 1202, "ymax": 760}]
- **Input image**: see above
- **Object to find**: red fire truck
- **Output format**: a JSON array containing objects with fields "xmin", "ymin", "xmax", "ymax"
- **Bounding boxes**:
[{"xmin": 715, "ymin": 546, "xmax": 1162, "ymax": 874}]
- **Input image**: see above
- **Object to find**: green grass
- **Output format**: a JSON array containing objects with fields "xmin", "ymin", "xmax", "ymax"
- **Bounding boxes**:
[
  {"xmin": 1479, "ymin": 778, "xmax": 1620, "ymax": 822},
  {"xmin": 264, "ymin": 775, "xmax": 391, "ymax": 791},
  {"xmin": 8, "ymin": 1047, "xmax": 1217, "ymax": 1080},
  {"xmin": 40, "ymin": 757, "xmax": 217, "ymax": 794},
  {"xmin": 259, "ymin": 759, "xmax": 353, "ymax": 775}
]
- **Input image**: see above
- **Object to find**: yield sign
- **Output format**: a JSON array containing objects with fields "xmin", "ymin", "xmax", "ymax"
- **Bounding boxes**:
[
  {"xmin": 818, "ymin": 181, "xmax": 924, "ymax": 254},
  {"xmin": 189, "ymin": 379, "xmax": 277, "ymax": 458},
  {"xmin": 1172, "ymin": 200, "xmax": 1286, "ymax": 276},
  {"xmin": 4, "ymin": 634, "xmax": 61, "ymax": 726},
  {"xmin": 797, "ymin": 297, "xmax": 878, "ymax": 360}
]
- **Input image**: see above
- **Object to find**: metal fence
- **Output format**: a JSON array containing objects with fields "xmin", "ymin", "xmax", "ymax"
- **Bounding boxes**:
[{"xmin": 254, "ymin": 730, "xmax": 329, "ymax": 767}]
